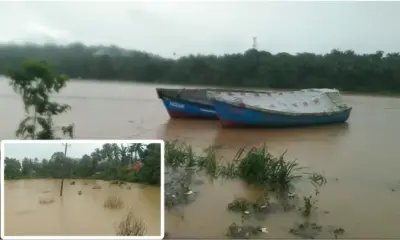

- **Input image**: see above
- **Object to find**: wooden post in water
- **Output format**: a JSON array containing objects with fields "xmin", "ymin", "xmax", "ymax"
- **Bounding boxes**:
[{"xmin": 60, "ymin": 143, "xmax": 71, "ymax": 197}]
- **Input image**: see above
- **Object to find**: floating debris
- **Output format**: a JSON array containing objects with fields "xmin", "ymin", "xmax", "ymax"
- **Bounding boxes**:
[
  {"xmin": 185, "ymin": 190, "xmax": 194, "ymax": 195},
  {"xmin": 227, "ymin": 196, "xmax": 272, "ymax": 214},
  {"xmin": 227, "ymin": 222, "xmax": 266, "ymax": 239},
  {"xmin": 69, "ymin": 181, "xmax": 76, "ymax": 185}
]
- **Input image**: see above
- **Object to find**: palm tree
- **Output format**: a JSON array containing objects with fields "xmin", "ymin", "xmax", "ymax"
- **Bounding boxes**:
[
  {"xmin": 129, "ymin": 143, "xmax": 145, "ymax": 161},
  {"xmin": 119, "ymin": 144, "xmax": 129, "ymax": 165},
  {"xmin": 90, "ymin": 148, "xmax": 102, "ymax": 174},
  {"xmin": 111, "ymin": 143, "xmax": 120, "ymax": 165}
]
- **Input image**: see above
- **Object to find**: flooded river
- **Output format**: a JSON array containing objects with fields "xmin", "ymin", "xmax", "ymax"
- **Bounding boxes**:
[
  {"xmin": 3, "ymin": 179, "xmax": 161, "ymax": 236},
  {"xmin": 1, "ymin": 77, "xmax": 400, "ymax": 238}
]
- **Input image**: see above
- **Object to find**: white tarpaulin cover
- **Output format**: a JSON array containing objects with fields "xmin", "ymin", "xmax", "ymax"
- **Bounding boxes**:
[{"xmin": 207, "ymin": 89, "xmax": 351, "ymax": 115}]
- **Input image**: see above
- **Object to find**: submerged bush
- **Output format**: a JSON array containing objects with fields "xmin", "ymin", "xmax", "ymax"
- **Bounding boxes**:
[
  {"xmin": 104, "ymin": 196, "xmax": 124, "ymax": 209},
  {"xmin": 116, "ymin": 210, "xmax": 147, "ymax": 236}
]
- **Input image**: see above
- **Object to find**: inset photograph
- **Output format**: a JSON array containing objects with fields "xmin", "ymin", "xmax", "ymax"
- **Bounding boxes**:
[{"xmin": 1, "ymin": 140, "xmax": 164, "ymax": 239}]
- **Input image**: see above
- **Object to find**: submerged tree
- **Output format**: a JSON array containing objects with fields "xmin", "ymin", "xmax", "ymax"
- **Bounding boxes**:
[{"xmin": 6, "ymin": 60, "xmax": 74, "ymax": 139}]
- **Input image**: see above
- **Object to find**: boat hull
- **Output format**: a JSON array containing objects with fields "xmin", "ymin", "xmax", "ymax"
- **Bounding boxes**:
[
  {"xmin": 212, "ymin": 101, "xmax": 352, "ymax": 128},
  {"xmin": 161, "ymin": 99, "xmax": 217, "ymax": 119}
]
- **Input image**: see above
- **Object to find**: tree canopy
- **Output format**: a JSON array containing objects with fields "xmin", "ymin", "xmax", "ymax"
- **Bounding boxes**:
[
  {"xmin": 4, "ymin": 143, "xmax": 161, "ymax": 185},
  {"xmin": 1, "ymin": 43, "xmax": 400, "ymax": 93}
]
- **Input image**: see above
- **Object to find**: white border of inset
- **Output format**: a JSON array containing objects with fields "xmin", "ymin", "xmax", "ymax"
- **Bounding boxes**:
[{"xmin": 1, "ymin": 139, "xmax": 165, "ymax": 240}]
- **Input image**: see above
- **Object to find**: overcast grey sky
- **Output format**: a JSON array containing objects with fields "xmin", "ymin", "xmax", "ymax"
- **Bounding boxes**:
[
  {"xmin": 4, "ymin": 142, "xmax": 109, "ymax": 160},
  {"xmin": 0, "ymin": 1, "xmax": 399, "ymax": 57}
]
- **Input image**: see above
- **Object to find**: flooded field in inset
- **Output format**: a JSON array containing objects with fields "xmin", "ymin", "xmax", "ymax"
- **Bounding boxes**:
[{"xmin": 4, "ymin": 179, "xmax": 161, "ymax": 236}]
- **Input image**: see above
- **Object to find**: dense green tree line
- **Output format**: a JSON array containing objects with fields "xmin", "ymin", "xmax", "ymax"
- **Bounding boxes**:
[
  {"xmin": 4, "ymin": 143, "xmax": 161, "ymax": 185},
  {"xmin": 1, "ymin": 43, "xmax": 400, "ymax": 93}
]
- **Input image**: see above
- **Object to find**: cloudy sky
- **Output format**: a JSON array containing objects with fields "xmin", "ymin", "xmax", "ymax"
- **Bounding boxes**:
[
  {"xmin": 0, "ymin": 1, "xmax": 399, "ymax": 57},
  {"xmin": 2, "ymin": 141, "xmax": 144, "ymax": 160}
]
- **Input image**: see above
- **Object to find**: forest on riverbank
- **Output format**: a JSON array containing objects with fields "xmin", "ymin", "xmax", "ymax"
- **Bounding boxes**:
[
  {"xmin": 1, "ymin": 43, "xmax": 400, "ymax": 93},
  {"xmin": 4, "ymin": 143, "xmax": 161, "ymax": 185}
]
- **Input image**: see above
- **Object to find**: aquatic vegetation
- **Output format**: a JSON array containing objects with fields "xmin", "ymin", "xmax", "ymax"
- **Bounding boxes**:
[
  {"xmin": 287, "ymin": 181, "xmax": 346, "ymax": 239},
  {"xmin": 332, "ymin": 227, "xmax": 345, "ymax": 239},
  {"xmin": 165, "ymin": 141, "xmax": 326, "ymax": 193},
  {"xmin": 165, "ymin": 141, "xmax": 197, "ymax": 168},
  {"xmin": 103, "ymin": 196, "xmax": 124, "ymax": 209},
  {"xmin": 164, "ymin": 141, "xmax": 323, "ymax": 211},
  {"xmin": 307, "ymin": 172, "xmax": 328, "ymax": 188},
  {"xmin": 234, "ymin": 147, "xmax": 304, "ymax": 191},
  {"xmin": 288, "ymin": 187, "xmax": 322, "ymax": 238},
  {"xmin": 197, "ymin": 146, "xmax": 220, "ymax": 177},
  {"xmin": 116, "ymin": 210, "xmax": 147, "ymax": 236},
  {"xmin": 299, "ymin": 195, "xmax": 316, "ymax": 218}
]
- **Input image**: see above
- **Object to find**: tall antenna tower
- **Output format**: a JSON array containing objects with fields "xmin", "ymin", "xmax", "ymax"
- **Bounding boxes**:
[{"xmin": 252, "ymin": 36, "xmax": 258, "ymax": 50}]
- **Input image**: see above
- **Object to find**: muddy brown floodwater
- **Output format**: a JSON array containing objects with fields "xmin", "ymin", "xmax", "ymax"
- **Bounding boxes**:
[
  {"xmin": 1, "ymin": 77, "xmax": 400, "ymax": 238},
  {"xmin": 3, "ymin": 179, "xmax": 161, "ymax": 236}
]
